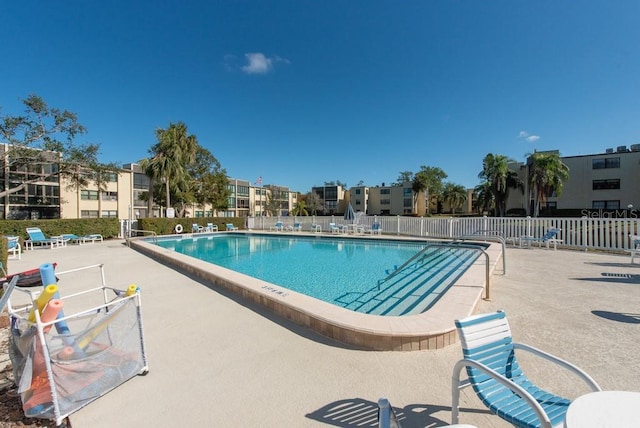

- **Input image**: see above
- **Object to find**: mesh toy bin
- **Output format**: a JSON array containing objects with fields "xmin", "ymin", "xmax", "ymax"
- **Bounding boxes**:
[{"xmin": 5, "ymin": 264, "xmax": 148, "ymax": 426}]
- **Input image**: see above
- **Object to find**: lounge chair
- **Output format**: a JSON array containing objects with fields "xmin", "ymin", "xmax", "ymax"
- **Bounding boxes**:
[
  {"xmin": 519, "ymin": 228, "xmax": 562, "ymax": 250},
  {"xmin": 6, "ymin": 236, "xmax": 21, "ymax": 260},
  {"xmin": 82, "ymin": 233, "xmax": 104, "ymax": 243},
  {"xmin": 452, "ymin": 310, "xmax": 601, "ymax": 428},
  {"xmin": 192, "ymin": 223, "xmax": 204, "ymax": 233},
  {"xmin": 270, "ymin": 221, "xmax": 284, "ymax": 232},
  {"xmin": 225, "ymin": 223, "xmax": 238, "ymax": 231},
  {"xmin": 329, "ymin": 223, "xmax": 345, "ymax": 234},
  {"xmin": 285, "ymin": 222, "xmax": 302, "ymax": 232},
  {"xmin": 366, "ymin": 222, "xmax": 382, "ymax": 235},
  {"xmin": 50, "ymin": 233, "xmax": 103, "ymax": 246},
  {"xmin": 25, "ymin": 227, "xmax": 63, "ymax": 250},
  {"xmin": 310, "ymin": 224, "xmax": 322, "ymax": 233},
  {"xmin": 206, "ymin": 223, "xmax": 218, "ymax": 232}
]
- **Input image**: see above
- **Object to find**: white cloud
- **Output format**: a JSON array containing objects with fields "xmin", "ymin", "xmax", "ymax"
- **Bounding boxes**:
[
  {"xmin": 242, "ymin": 53, "xmax": 272, "ymax": 74},
  {"xmin": 518, "ymin": 130, "xmax": 540, "ymax": 143},
  {"xmin": 239, "ymin": 53, "xmax": 289, "ymax": 74}
]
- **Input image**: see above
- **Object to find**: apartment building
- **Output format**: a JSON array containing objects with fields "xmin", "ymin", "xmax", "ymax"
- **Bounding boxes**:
[
  {"xmin": 0, "ymin": 144, "xmax": 62, "ymax": 220},
  {"xmin": 506, "ymin": 146, "xmax": 640, "ymax": 214},
  {"xmin": 311, "ymin": 184, "xmax": 346, "ymax": 214}
]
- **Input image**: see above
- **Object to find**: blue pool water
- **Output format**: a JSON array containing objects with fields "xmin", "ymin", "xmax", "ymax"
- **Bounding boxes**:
[{"xmin": 154, "ymin": 234, "xmax": 481, "ymax": 316}]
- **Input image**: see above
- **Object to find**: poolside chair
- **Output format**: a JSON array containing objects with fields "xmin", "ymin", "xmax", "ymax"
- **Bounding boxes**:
[
  {"xmin": 6, "ymin": 236, "xmax": 21, "ymax": 260},
  {"xmin": 452, "ymin": 310, "xmax": 602, "ymax": 428},
  {"xmin": 52, "ymin": 233, "xmax": 83, "ymax": 245},
  {"xmin": 285, "ymin": 222, "xmax": 302, "ymax": 232},
  {"xmin": 206, "ymin": 223, "xmax": 218, "ymax": 232},
  {"xmin": 378, "ymin": 398, "xmax": 476, "ymax": 428},
  {"xmin": 519, "ymin": 228, "xmax": 562, "ymax": 250},
  {"xmin": 225, "ymin": 223, "xmax": 238, "ymax": 231},
  {"xmin": 270, "ymin": 221, "xmax": 284, "ymax": 232},
  {"xmin": 192, "ymin": 223, "xmax": 204, "ymax": 233},
  {"xmin": 329, "ymin": 223, "xmax": 343, "ymax": 234},
  {"xmin": 377, "ymin": 398, "xmax": 402, "ymax": 428},
  {"xmin": 25, "ymin": 227, "xmax": 63, "ymax": 250},
  {"xmin": 310, "ymin": 223, "xmax": 322, "ymax": 233},
  {"xmin": 366, "ymin": 222, "xmax": 382, "ymax": 235}
]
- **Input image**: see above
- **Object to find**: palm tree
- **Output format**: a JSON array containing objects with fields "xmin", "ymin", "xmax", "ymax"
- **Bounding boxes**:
[
  {"xmin": 142, "ymin": 122, "xmax": 198, "ymax": 217},
  {"xmin": 442, "ymin": 182, "xmax": 468, "ymax": 214},
  {"xmin": 478, "ymin": 154, "xmax": 523, "ymax": 217},
  {"xmin": 527, "ymin": 151, "xmax": 570, "ymax": 217},
  {"xmin": 291, "ymin": 199, "xmax": 309, "ymax": 216},
  {"xmin": 473, "ymin": 181, "xmax": 495, "ymax": 215},
  {"xmin": 412, "ymin": 166, "xmax": 447, "ymax": 215}
]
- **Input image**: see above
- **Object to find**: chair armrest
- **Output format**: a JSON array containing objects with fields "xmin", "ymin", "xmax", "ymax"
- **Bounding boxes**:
[
  {"xmin": 513, "ymin": 343, "xmax": 601, "ymax": 391},
  {"xmin": 452, "ymin": 358, "xmax": 552, "ymax": 428}
]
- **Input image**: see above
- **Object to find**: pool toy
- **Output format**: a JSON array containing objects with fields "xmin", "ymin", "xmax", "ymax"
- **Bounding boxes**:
[
  {"xmin": 28, "ymin": 284, "xmax": 58, "ymax": 323},
  {"xmin": 174, "ymin": 224, "xmax": 183, "ymax": 233},
  {"xmin": 40, "ymin": 299, "xmax": 64, "ymax": 333},
  {"xmin": 125, "ymin": 284, "xmax": 138, "ymax": 296},
  {"xmin": 39, "ymin": 263, "xmax": 71, "ymax": 335}
]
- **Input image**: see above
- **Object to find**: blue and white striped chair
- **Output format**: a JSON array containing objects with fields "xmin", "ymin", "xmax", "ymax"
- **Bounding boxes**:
[{"xmin": 451, "ymin": 311, "xmax": 601, "ymax": 428}]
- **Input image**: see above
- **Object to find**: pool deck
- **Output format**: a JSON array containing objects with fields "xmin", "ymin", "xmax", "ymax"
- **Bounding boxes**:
[{"xmin": 3, "ymin": 238, "xmax": 640, "ymax": 427}]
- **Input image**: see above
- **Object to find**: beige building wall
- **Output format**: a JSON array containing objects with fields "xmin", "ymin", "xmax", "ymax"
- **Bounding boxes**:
[
  {"xmin": 506, "ymin": 147, "xmax": 640, "ymax": 214},
  {"xmin": 60, "ymin": 170, "xmax": 134, "ymax": 219}
]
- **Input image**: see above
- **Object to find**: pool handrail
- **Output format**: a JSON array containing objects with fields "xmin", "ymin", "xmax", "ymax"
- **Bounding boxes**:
[
  {"xmin": 426, "ymin": 242, "xmax": 492, "ymax": 300},
  {"xmin": 378, "ymin": 242, "xmax": 492, "ymax": 300},
  {"xmin": 127, "ymin": 229, "xmax": 158, "ymax": 245},
  {"xmin": 455, "ymin": 234, "xmax": 506, "ymax": 275}
]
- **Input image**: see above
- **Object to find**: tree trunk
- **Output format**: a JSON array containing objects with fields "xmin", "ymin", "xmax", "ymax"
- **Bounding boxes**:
[
  {"xmin": 165, "ymin": 177, "xmax": 171, "ymax": 217},
  {"xmin": 147, "ymin": 177, "xmax": 154, "ymax": 217}
]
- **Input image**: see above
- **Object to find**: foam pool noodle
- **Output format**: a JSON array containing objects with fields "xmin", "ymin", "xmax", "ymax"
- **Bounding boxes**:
[
  {"xmin": 40, "ymin": 299, "xmax": 64, "ymax": 333},
  {"xmin": 28, "ymin": 284, "xmax": 58, "ymax": 323},
  {"xmin": 125, "ymin": 284, "xmax": 138, "ymax": 296},
  {"xmin": 39, "ymin": 263, "xmax": 71, "ymax": 335}
]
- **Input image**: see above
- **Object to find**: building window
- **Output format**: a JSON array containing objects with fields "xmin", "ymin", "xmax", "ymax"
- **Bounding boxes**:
[
  {"xmin": 592, "ymin": 179, "xmax": 620, "ymax": 190},
  {"xmin": 592, "ymin": 157, "xmax": 620, "ymax": 169},
  {"xmin": 101, "ymin": 210, "xmax": 118, "ymax": 218},
  {"xmin": 355, "ymin": 189, "xmax": 361, "ymax": 195},
  {"xmin": 592, "ymin": 200, "xmax": 620, "ymax": 210},
  {"xmin": 237, "ymin": 185, "xmax": 249, "ymax": 196},
  {"xmin": 81, "ymin": 210, "xmax": 99, "ymax": 218},
  {"xmin": 81, "ymin": 190, "xmax": 99, "ymax": 200},
  {"xmin": 404, "ymin": 198, "xmax": 412, "ymax": 207},
  {"xmin": 381, "ymin": 199, "xmax": 390, "ymax": 205},
  {"xmin": 133, "ymin": 173, "xmax": 150, "ymax": 188},
  {"xmin": 355, "ymin": 200, "xmax": 361, "ymax": 205},
  {"xmin": 403, "ymin": 188, "xmax": 412, "ymax": 196},
  {"xmin": 101, "ymin": 191, "xmax": 118, "ymax": 201},
  {"xmin": 380, "ymin": 189, "xmax": 390, "ymax": 195}
]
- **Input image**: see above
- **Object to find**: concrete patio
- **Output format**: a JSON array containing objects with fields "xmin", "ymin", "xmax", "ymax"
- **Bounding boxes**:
[{"xmin": 3, "ymin": 239, "xmax": 639, "ymax": 427}]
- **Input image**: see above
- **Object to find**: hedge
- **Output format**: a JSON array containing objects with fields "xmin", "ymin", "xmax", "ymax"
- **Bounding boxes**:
[{"xmin": 137, "ymin": 217, "xmax": 243, "ymax": 236}]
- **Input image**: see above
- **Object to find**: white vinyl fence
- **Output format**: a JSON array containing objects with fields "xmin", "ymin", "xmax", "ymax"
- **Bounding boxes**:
[{"xmin": 248, "ymin": 215, "xmax": 640, "ymax": 252}]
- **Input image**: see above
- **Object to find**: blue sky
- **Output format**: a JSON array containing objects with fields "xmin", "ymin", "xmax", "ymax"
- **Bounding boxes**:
[{"xmin": 2, "ymin": 1, "xmax": 639, "ymax": 194}]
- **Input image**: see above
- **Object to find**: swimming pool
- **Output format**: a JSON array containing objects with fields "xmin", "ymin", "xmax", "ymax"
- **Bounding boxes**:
[
  {"xmin": 130, "ymin": 232, "xmax": 502, "ymax": 351},
  {"xmin": 155, "ymin": 234, "xmax": 481, "ymax": 316}
]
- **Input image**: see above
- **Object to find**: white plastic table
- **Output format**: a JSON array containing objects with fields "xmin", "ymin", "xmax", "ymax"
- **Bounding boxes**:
[{"xmin": 564, "ymin": 391, "xmax": 640, "ymax": 427}]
